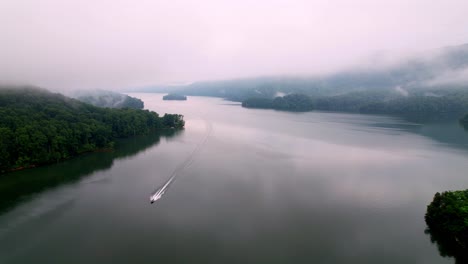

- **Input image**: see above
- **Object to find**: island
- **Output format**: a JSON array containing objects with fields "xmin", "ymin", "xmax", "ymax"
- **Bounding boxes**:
[
  {"xmin": 0, "ymin": 86, "xmax": 184, "ymax": 173},
  {"xmin": 163, "ymin": 93, "xmax": 187, "ymax": 101}
]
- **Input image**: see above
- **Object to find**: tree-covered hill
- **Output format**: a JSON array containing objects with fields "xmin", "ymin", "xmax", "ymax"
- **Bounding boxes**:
[
  {"xmin": 73, "ymin": 89, "xmax": 144, "ymax": 109},
  {"xmin": 163, "ymin": 93, "xmax": 187, "ymax": 100},
  {"xmin": 314, "ymin": 88, "xmax": 468, "ymax": 114},
  {"xmin": 242, "ymin": 88, "xmax": 468, "ymax": 115},
  {"xmin": 0, "ymin": 86, "xmax": 184, "ymax": 173},
  {"xmin": 242, "ymin": 94, "xmax": 313, "ymax": 111},
  {"xmin": 137, "ymin": 43, "xmax": 468, "ymax": 117}
]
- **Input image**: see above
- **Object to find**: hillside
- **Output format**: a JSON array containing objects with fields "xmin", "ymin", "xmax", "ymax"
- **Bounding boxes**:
[
  {"xmin": 137, "ymin": 43, "xmax": 468, "ymax": 116},
  {"xmin": 0, "ymin": 86, "xmax": 184, "ymax": 173},
  {"xmin": 73, "ymin": 89, "xmax": 144, "ymax": 109}
]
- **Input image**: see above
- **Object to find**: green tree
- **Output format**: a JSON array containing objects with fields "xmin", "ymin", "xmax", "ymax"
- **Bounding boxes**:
[
  {"xmin": 0, "ymin": 86, "xmax": 184, "ymax": 173},
  {"xmin": 425, "ymin": 190, "xmax": 468, "ymax": 263}
]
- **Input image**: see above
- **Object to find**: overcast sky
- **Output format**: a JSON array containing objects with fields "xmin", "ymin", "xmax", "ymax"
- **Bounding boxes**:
[{"xmin": 1, "ymin": 0, "xmax": 468, "ymax": 90}]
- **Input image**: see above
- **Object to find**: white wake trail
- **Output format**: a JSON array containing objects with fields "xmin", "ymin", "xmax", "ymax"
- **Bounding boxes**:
[{"xmin": 150, "ymin": 119, "xmax": 212, "ymax": 204}]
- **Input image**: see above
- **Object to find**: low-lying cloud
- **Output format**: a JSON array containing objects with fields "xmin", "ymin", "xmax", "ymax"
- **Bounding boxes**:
[
  {"xmin": 1, "ymin": 0, "xmax": 468, "ymax": 91},
  {"xmin": 426, "ymin": 67, "xmax": 468, "ymax": 87}
]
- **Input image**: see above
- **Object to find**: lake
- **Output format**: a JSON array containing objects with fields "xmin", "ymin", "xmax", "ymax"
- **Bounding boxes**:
[{"xmin": 1, "ymin": 93, "xmax": 468, "ymax": 263}]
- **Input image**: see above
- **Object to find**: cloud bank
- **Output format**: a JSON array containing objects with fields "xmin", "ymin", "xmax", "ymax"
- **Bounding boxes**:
[{"xmin": 1, "ymin": 0, "xmax": 468, "ymax": 90}]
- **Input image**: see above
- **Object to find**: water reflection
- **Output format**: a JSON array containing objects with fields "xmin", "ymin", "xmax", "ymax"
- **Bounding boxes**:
[
  {"xmin": 425, "ymin": 228, "xmax": 468, "ymax": 264},
  {"xmin": 0, "ymin": 130, "xmax": 182, "ymax": 214},
  {"xmin": 367, "ymin": 115, "xmax": 468, "ymax": 152},
  {"xmin": 3, "ymin": 94, "xmax": 468, "ymax": 263}
]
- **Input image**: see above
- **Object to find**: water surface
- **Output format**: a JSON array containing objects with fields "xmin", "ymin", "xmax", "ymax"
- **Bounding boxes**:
[{"xmin": 1, "ymin": 93, "xmax": 468, "ymax": 263}]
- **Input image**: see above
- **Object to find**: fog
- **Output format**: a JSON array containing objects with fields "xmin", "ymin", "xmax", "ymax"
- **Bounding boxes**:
[
  {"xmin": 426, "ymin": 67, "xmax": 468, "ymax": 87},
  {"xmin": 1, "ymin": 0, "xmax": 468, "ymax": 91}
]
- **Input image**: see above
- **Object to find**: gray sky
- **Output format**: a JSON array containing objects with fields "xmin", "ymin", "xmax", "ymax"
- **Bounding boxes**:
[{"xmin": 1, "ymin": 0, "xmax": 468, "ymax": 90}]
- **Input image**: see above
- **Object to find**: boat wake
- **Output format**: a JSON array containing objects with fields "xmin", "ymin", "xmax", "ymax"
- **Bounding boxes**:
[
  {"xmin": 150, "ymin": 176, "xmax": 174, "ymax": 203},
  {"xmin": 150, "ymin": 119, "xmax": 212, "ymax": 204}
]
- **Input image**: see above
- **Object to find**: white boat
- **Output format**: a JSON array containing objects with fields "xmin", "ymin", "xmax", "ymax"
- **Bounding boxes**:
[{"xmin": 150, "ymin": 176, "xmax": 174, "ymax": 204}]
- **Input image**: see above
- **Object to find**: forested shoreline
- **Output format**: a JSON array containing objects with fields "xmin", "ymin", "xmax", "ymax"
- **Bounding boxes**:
[
  {"xmin": 140, "ymin": 43, "xmax": 468, "ymax": 119},
  {"xmin": 242, "ymin": 89, "xmax": 468, "ymax": 116},
  {"xmin": 0, "ymin": 86, "xmax": 184, "ymax": 173},
  {"xmin": 242, "ymin": 94, "xmax": 313, "ymax": 111}
]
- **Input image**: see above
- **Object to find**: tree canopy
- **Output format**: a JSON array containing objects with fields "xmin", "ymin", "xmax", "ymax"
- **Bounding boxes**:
[
  {"xmin": 0, "ymin": 86, "xmax": 184, "ymax": 173},
  {"xmin": 425, "ymin": 190, "xmax": 468, "ymax": 263},
  {"xmin": 242, "ymin": 94, "xmax": 313, "ymax": 112}
]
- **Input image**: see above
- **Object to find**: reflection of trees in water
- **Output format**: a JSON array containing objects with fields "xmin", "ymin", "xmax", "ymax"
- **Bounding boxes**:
[
  {"xmin": 425, "ymin": 228, "xmax": 468, "ymax": 264},
  {"xmin": 425, "ymin": 190, "xmax": 468, "ymax": 264},
  {"xmin": 366, "ymin": 113, "xmax": 468, "ymax": 153},
  {"xmin": 0, "ymin": 130, "xmax": 182, "ymax": 214},
  {"xmin": 460, "ymin": 119, "xmax": 468, "ymax": 132}
]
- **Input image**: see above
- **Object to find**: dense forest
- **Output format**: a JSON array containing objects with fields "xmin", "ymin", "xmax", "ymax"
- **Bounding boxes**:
[
  {"xmin": 314, "ymin": 88, "xmax": 468, "ymax": 114},
  {"xmin": 242, "ymin": 94, "xmax": 313, "ymax": 111},
  {"xmin": 241, "ymin": 89, "xmax": 468, "ymax": 115},
  {"xmin": 425, "ymin": 190, "xmax": 468, "ymax": 263},
  {"xmin": 0, "ymin": 86, "xmax": 184, "ymax": 173},
  {"xmin": 163, "ymin": 93, "xmax": 187, "ymax": 100},
  {"xmin": 73, "ymin": 90, "xmax": 144, "ymax": 109}
]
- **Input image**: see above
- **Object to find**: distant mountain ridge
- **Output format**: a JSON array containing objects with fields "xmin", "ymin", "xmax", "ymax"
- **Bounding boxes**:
[
  {"xmin": 136, "ymin": 43, "xmax": 468, "ymax": 101},
  {"xmin": 135, "ymin": 43, "xmax": 468, "ymax": 116}
]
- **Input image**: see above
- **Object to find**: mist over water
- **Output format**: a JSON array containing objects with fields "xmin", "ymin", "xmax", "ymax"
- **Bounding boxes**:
[
  {"xmin": 1, "ymin": 0, "xmax": 468, "ymax": 90},
  {"xmin": 1, "ymin": 0, "xmax": 468, "ymax": 262}
]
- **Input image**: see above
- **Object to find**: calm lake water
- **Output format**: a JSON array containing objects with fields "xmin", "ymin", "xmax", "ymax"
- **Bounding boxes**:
[{"xmin": 1, "ymin": 93, "xmax": 468, "ymax": 263}]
